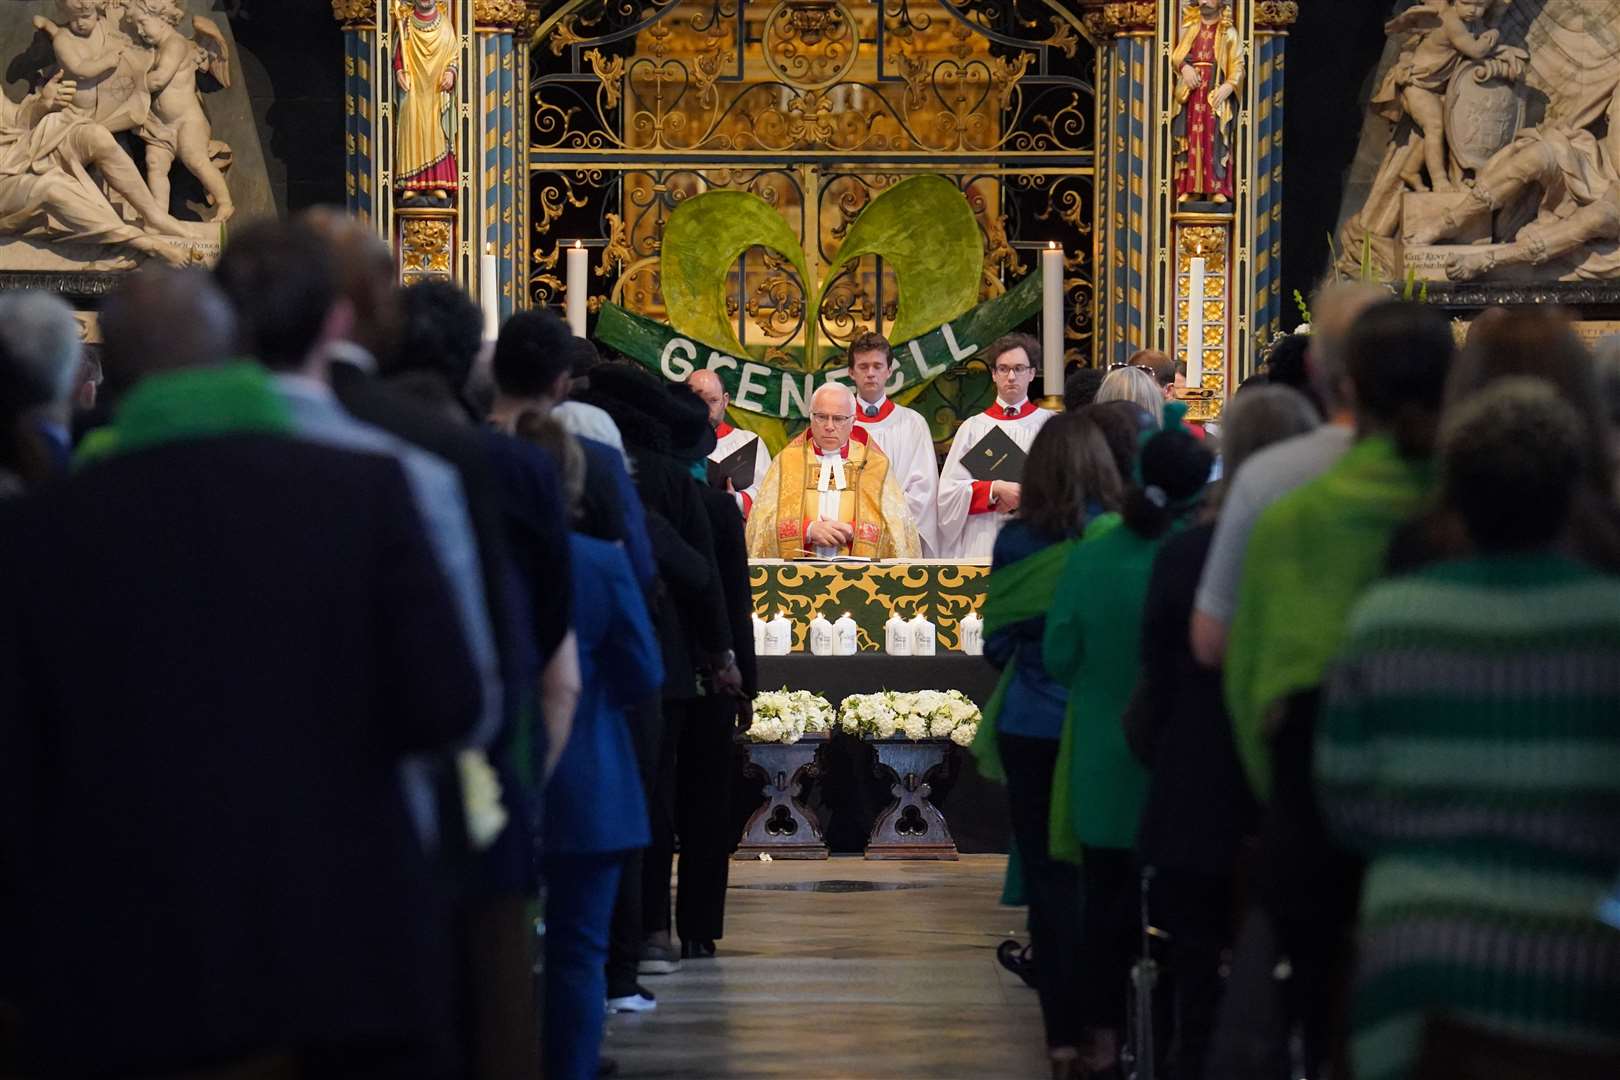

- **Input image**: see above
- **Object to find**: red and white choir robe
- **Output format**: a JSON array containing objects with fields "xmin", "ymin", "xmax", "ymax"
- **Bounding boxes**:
[
  {"xmin": 937, "ymin": 398, "xmax": 1053, "ymax": 559},
  {"xmin": 710, "ymin": 421, "xmax": 773, "ymax": 518},
  {"xmin": 853, "ymin": 396, "xmax": 940, "ymax": 557}
]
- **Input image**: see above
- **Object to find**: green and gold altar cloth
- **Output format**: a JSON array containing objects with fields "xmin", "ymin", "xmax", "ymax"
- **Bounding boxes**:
[{"xmin": 749, "ymin": 560, "xmax": 988, "ymax": 652}]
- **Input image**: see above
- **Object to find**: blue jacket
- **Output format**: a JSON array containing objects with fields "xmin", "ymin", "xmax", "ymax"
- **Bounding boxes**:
[
  {"xmin": 543, "ymin": 535, "xmax": 664, "ymax": 854},
  {"xmin": 987, "ymin": 519, "xmax": 1072, "ymax": 740}
]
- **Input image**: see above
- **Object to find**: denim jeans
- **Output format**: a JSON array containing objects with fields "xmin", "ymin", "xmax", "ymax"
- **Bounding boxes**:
[{"xmin": 542, "ymin": 852, "xmax": 624, "ymax": 1080}]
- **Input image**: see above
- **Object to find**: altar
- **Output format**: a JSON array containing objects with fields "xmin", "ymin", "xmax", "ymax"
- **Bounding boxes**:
[{"xmin": 735, "ymin": 560, "xmax": 1007, "ymax": 855}]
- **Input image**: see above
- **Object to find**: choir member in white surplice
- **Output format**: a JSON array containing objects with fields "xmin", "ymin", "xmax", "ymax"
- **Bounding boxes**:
[
  {"xmin": 847, "ymin": 332, "xmax": 941, "ymax": 556},
  {"xmin": 937, "ymin": 332, "xmax": 1054, "ymax": 559},
  {"xmin": 688, "ymin": 369, "xmax": 772, "ymax": 518}
]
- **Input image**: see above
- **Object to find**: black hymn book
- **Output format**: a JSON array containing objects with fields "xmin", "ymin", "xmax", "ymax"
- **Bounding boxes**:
[
  {"xmin": 708, "ymin": 437, "xmax": 759, "ymax": 491},
  {"xmin": 962, "ymin": 424, "xmax": 1028, "ymax": 483}
]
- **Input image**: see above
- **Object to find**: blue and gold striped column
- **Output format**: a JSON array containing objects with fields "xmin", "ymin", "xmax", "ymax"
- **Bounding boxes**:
[
  {"xmin": 476, "ymin": 0, "xmax": 526, "ymax": 324},
  {"xmin": 335, "ymin": 2, "xmax": 377, "ymax": 220},
  {"xmin": 1251, "ymin": 2, "xmax": 1297, "ymax": 346},
  {"xmin": 1085, "ymin": 3, "xmax": 1158, "ymax": 366}
]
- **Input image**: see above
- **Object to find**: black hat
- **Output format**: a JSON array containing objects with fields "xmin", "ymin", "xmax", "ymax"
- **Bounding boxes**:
[{"xmin": 584, "ymin": 363, "xmax": 716, "ymax": 460}]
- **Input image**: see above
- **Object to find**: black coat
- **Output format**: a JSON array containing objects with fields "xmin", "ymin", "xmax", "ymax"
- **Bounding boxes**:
[
  {"xmin": 0, "ymin": 435, "xmax": 479, "ymax": 1075},
  {"xmin": 1134, "ymin": 523, "xmax": 1259, "ymax": 878},
  {"xmin": 698, "ymin": 485, "xmax": 758, "ymax": 697}
]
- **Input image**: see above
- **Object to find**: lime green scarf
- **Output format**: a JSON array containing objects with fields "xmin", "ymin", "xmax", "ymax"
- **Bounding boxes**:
[
  {"xmin": 1225, "ymin": 435, "xmax": 1435, "ymax": 800},
  {"xmin": 76, "ymin": 363, "xmax": 292, "ymax": 467}
]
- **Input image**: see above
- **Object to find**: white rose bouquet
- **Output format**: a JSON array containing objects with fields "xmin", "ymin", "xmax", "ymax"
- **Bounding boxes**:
[
  {"xmin": 837, "ymin": 690, "xmax": 981, "ymax": 745},
  {"xmin": 745, "ymin": 688, "xmax": 835, "ymax": 744}
]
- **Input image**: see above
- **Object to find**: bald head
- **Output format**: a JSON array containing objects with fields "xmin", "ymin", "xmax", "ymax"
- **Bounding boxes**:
[
  {"xmin": 808, "ymin": 381, "xmax": 856, "ymax": 452},
  {"xmin": 1307, "ymin": 281, "xmax": 1388, "ymax": 415},
  {"xmin": 101, "ymin": 267, "xmax": 236, "ymax": 400},
  {"xmin": 688, "ymin": 368, "xmax": 729, "ymax": 428}
]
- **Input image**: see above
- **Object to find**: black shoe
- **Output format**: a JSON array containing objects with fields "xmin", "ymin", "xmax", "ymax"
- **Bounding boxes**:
[
  {"xmin": 680, "ymin": 938, "xmax": 716, "ymax": 959},
  {"xmin": 996, "ymin": 938, "xmax": 1037, "ymax": 989}
]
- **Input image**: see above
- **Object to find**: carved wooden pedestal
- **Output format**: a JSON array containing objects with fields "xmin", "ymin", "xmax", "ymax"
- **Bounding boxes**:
[
  {"xmin": 865, "ymin": 739, "xmax": 959, "ymax": 860},
  {"xmin": 734, "ymin": 737, "xmax": 829, "ymax": 860}
]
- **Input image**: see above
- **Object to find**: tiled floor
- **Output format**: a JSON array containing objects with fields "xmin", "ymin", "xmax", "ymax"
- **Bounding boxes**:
[{"xmin": 605, "ymin": 855, "xmax": 1049, "ymax": 1079}]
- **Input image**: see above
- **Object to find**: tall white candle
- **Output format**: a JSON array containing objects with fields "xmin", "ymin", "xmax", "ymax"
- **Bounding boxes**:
[
  {"xmin": 566, "ymin": 240, "xmax": 588, "ymax": 338},
  {"xmin": 1186, "ymin": 256, "xmax": 1207, "ymax": 388},
  {"xmin": 480, "ymin": 244, "xmax": 499, "ymax": 341},
  {"xmin": 1041, "ymin": 242, "xmax": 1063, "ymax": 398}
]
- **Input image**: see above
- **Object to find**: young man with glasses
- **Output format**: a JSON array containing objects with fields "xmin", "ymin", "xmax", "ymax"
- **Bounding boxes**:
[
  {"xmin": 743, "ymin": 382, "xmax": 921, "ymax": 560},
  {"xmin": 848, "ymin": 331, "xmax": 941, "ymax": 555},
  {"xmin": 938, "ymin": 332, "xmax": 1054, "ymax": 559}
]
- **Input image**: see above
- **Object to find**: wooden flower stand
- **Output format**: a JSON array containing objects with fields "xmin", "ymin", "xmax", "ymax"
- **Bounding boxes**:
[
  {"xmin": 734, "ymin": 736, "xmax": 829, "ymax": 860},
  {"xmin": 864, "ymin": 739, "xmax": 959, "ymax": 860}
]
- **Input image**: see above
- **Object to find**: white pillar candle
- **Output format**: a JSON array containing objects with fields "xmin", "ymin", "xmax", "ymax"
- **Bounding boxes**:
[
  {"xmin": 1041, "ymin": 242, "xmax": 1063, "ymax": 398},
  {"xmin": 1186, "ymin": 256, "xmax": 1207, "ymax": 388},
  {"xmin": 566, "ymin": 240, "xmax": 588, "ymax": 338},
  {"xmin": 480, "ymin": 244, "xmax": 499, "ymax": 341}
]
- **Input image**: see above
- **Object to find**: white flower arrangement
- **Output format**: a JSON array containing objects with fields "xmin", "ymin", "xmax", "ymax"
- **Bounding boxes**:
[
  {"xmin": 837, "ymin": 690, "xmax": 981, "ymax": 746},
  {"xmin": 744, "ymin": 688, "xmax": 836, "ymax": 744}
]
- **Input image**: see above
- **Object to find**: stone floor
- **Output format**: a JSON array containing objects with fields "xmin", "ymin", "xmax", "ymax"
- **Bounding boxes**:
[{"xmin": 605, "ymin": 855, "xmax": 1048, "ymax": 1079}]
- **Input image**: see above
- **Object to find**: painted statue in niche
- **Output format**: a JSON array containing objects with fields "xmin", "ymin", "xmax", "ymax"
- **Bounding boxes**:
[
  {"xmin": 394, "ymin": 0, "xmax": 457, "ymax": 207},
  {"xmin": 1335, "ymin": 0, "xmax": 1620, "ymax": 284},
  {"xmin": 1171, "ymin": 0, "xmax": 1243, "ymax": 207}
]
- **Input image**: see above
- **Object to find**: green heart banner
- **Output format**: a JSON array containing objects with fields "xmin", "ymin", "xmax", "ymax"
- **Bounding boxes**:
[{"xmin": 596, "ymin": 268, "xmax": 1041, "ymax": 425}]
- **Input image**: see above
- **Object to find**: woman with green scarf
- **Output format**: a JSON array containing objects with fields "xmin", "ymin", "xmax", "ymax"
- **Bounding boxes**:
[
  {"xmin": 975, "ymin": 411, "xmax": 1121, "ymax": 1080},
  {"xmin": 1043, "ymin": 404, "xmax": 1213, "ymax": 1075}
]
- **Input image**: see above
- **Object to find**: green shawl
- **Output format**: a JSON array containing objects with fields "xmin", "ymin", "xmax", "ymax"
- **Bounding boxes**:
[
  {"xmin": 75, "ymin": 363, "xmax": 292, "ymax": 466},
  {"xmin": 970, "ymin": 537, "xmax": 1081, "ymax": 899},
  {"xmin": 1225, "ymin": 435, "xmax": 1435, "ymax": 801}
]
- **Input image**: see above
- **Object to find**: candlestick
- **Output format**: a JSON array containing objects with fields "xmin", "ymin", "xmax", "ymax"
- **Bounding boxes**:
[
  {"xmin": 479, "ymin": 244, "xmax": 499, "ymax": 341},
  {"xmin": 1041, "ymin": 242, "xmax": 1063, "ymax": 398},
  {"xmin": 566, "ymin": 240, "xmax": 588, "ymax": 338},
  {"xmin": 1186, "ymin": 256, "xmax": 1207, "ymax": 388}
]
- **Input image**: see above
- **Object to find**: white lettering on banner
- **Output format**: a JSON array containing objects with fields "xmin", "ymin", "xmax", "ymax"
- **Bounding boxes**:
[
  {"xmin": 886, "ymin": 365, "xmax": 906, "ymax": 395},
  {"xmin": 909, "ymin": 337, "xmax": 948, "ymax": 379},
  {"xmin": 780, "ymin": 372, "xmax": 813, "ymax": 418},
  {"xmin": 660, "ymin": 338, "xmax": 698, "ymax": 381},
  {"xmin": 940, "ymin": 324, "xmax": 978, "ymax": 365},
  {"xmin": 822, "ymin": 366, "xmax": 852, "ymax": 389},
  {"xmin": 735, "ymin": 362, "xmax": 773, "ymax": 410},
  {"xmin": 705, "ymin": 352, "xmax": 739, "ymax": 377}
]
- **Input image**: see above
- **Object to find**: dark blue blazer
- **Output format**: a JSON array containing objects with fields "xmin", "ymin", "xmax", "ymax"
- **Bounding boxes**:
[{"xmin": 543, "ymin": 535, "xmax": 664, "ymax": 855}]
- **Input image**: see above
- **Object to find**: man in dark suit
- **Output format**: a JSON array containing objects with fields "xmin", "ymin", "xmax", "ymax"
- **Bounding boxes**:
[{"xmin": 0, "ymin": 268, "xmax": 480, "ymax": 1077}]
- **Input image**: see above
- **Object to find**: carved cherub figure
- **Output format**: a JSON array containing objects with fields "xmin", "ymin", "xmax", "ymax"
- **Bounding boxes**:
[
  {"xmin": 1374, "ymin": 0, "xmax": 1512, "ymax": 192},
  {"xmin": 128, "ymin": 0, "xmax": 233, "ymax": 222},
  {"xmin": 31, "ymin": 0, "xmax": 141, "ymax": 127}
]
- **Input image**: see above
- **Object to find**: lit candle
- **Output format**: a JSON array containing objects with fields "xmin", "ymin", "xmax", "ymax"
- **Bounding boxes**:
[
  {"xmin": 480, "ymin": 243, "xmax": 499, "ymax": 341},
  {"xmin": 566, "ymin": 240, "xmax": 588, "ymax": 338},
  {"xmin": 1041, "ymin": 242, "xmax": 1063, "ymax": 398},
  {"xmin": 1186, "ymin": 256, "xmax": 1206, "ymax": 388}
]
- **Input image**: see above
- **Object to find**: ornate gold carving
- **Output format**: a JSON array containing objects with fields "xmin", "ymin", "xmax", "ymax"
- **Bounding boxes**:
[
  {"xmin": 331, "ymin": 0, "xmax": 374, "ymax": 27},
  {"xmin": 1255, "ymin": 1, "xmax": 1300, "ymax": 30},
  {"xmin": 762, "ymin": 0, "xmax": 861, "ymax": 89},
  {"xmin": 1178, "ymin": 225, "xmax": 1230, "ymax": 272},
  {"xmin": 1081, "ymin": 1, "xmax": 1156, "ymax": 39},
  {"xmin": 399, "ymin": 215, "xmax": 454, "ymax": 282},
  {"xmin": 474, "ymin": 0, "xmax": 527, "ymax": 29}
]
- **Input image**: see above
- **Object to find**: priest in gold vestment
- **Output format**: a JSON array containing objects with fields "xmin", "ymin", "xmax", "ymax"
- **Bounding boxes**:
[
  {"xmin": 393, "ymin": 0, "xmax": 458, "ymax": 200},
  {"xmin": 746, "ymin": 384, "xmax": 921, "ymax": 560}
]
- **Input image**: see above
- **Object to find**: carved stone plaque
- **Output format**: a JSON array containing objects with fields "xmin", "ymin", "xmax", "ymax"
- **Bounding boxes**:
[{"xmin": 1445, "ymin": 67, "xmax": 1526, "ymax": 172}]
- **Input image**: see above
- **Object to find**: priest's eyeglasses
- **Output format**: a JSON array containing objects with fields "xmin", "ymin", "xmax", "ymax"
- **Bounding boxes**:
[
  {"xmin": 993, "ymin": 364, "xmax": 1032, "ymax": 376},
  {"xmin": 812, "ymin": 412, "xmax": 854, "ymax": 424}
]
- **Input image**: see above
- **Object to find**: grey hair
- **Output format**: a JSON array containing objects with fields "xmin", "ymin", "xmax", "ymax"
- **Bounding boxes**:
[
  {"xmin": 811, "ymin": 380, "xmax": 855, "ymax": 413},
  {"xmin": 0, "ymin": 291, "xmax": 82, "ymax": 410},
  {"xmin": 1095, "ymin": 367, "xmax": 1163, "ymax": 427},
  {"xmin": 1209, "ymin": 384, "xmax": 1321, "ymax": 512},
  {"xmin": 1307, "ymin": 281, "xmax": 1388, "ymax": 403}
]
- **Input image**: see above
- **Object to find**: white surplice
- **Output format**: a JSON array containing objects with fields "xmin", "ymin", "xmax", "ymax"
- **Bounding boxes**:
[
  {"xmin": 937, "ymin": 399, "xmax": 1053, "ymax": 559},
  {"xmin": 853, "ymin": 396, "xmax": 941, "ymax": 557}
]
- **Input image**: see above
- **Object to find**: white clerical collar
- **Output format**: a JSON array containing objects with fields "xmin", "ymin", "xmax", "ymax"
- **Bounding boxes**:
[{"xmin": 997, "ymin": 397, "xmax": 1028, "ymax": 413}]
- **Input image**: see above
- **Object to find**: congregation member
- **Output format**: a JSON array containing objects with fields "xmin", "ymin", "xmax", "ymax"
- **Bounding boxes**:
[
  {"xmin": 746, "ymin": 381, "xmax": 921, "ymax": 559},
  {"xmin": 1044, "ymin": 404, "xmax": 1214, "ymax": 1077},
  {"xmin": 847, "ymin": 331, "xmax": 942, "ymax": 555},
  {"xmin": 0, "ymin": 291, "xmax": 80, "ymax": 487},
  {"xmin": 1316, "ymin": 379, "xmax": 1620, "ymax": 1080},
  {"xmin": 1130, "ymin": 384, "xmax": 1321, "ymax": 1080},
  {"xmin": 527, "ymin": 415, "xmax": 664, "ymax": 1080},
  {"xmin": 976, "ymin": 412, "xmax": 1122, "ymax": 1080},
  {"xmin": 1190, "ymin": 281, "xmax": 1387, "ymax": 667},
  {"xmin": 1221, "ymin": 300, "xmax": 1454, "ymax": 1078},
  {"xmin": 1142, "ymin": 350, "xmax": 1181, "ymax": 401},
  {"xmin": 1062, "ymin": 366, "xmax": 1105, "ymax": 411},
  {"xmin": 939, "ymin": 333, "xmax": 1053, "ymax": 559},
  {"xmin": 0, "ymin": 267, "xmax": 479, "ymax": 1077},
  {"xmin": 1093, "ymin": 363, "xmax": 1164, "ymax": 422},
  {"xmin": 688, "ymin": 367, "xmax": 771, "ymax": 518}
]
